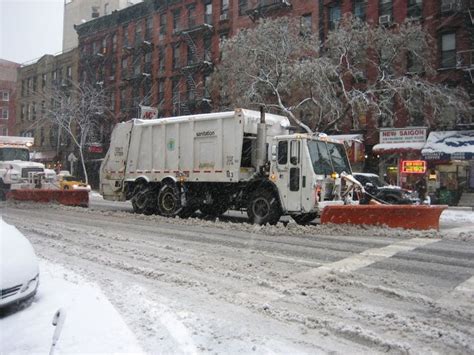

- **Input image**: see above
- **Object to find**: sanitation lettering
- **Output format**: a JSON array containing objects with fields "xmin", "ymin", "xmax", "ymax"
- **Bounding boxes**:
[{"xmin": 196, "ymin": 131, "xmax": 216, "ymax": 137}]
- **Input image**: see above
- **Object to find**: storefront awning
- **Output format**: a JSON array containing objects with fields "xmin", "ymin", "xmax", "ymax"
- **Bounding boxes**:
[
  {"xmin": 30, "ymin": 151, "xmax": 57, "ymax": 162},
  {"xmin": 421, "ymin": 130, "xmax": 474, "ymax": 160},
  {"xmin": 372, "ymin": 142, "xmax": 425, "ymax": 154}
]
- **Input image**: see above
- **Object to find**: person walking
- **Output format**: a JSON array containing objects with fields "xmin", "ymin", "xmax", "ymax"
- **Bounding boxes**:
[{"xmin": 415, "ymin": 174, "xmax": 427, "ymax": 204}]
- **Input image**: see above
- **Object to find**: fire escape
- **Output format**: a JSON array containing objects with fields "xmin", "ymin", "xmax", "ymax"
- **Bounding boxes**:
[
  {"xmin": 246, "ymin": 0, "xmax": 292, "ymax": 21},
  {"xmin": 455, "ymin": 0, "xmax": 474, "ymax": 86},
  {"xmin": 174, "ymin": 17, "xmax": 214, "ymax": 116}
]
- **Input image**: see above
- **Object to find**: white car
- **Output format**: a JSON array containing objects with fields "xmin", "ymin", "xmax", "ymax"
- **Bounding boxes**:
[{"xmin": 0, "ymin": 219, "xmax": 39, "ymax": 308}]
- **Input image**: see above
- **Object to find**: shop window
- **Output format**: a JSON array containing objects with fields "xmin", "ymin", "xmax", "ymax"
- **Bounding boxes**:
[{"xmin": 441, "ymin": 33, "xmax": 456, "ymax": 68}]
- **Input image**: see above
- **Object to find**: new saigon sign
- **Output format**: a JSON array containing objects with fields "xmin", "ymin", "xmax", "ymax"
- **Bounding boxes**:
[{"xmin": 379, "ymin": 127, "xmax": 427, "ymax": 144}]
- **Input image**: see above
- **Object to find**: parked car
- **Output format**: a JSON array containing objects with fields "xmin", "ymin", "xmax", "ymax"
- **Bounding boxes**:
[
  {"xmin": 0, "ymin": 220, "xmax": 39, "ymax": 308},
  {"xmin": 58, "ymin": 175, "xmax": 91, "ymax": 191},
  {"xmin": 353, "ymin": 173, "xmax": 418, "ymax": 204}
]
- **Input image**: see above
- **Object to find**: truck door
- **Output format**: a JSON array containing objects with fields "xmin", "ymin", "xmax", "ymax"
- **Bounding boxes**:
[{"xmin": 275, "ymin": 139, "xmax": 302, "ymax": 212}]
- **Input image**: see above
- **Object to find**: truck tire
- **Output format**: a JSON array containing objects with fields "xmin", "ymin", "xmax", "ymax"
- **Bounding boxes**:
[
  {"xmin": 131, "ymin": 184, "xmax": 156, "ymax": 215},
  {"xmin": 247, "ymin": 189, "xmax": 281, "ymax": 225},
  {"xmin": 157, "ymin": 183, "xmax": 182, "ymax": 217},
  {"xmin": 292, "ymin": 213, "xmax": 317, "ymax": 225}
]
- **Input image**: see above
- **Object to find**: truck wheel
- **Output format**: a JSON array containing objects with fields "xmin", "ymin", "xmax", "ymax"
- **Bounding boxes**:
[
  {"xmin": 131, "ymin": 184, "xmax": 156, "ymax": 215},
  {"xmin": 247, "ymin": 190, "xmax": 281, "ymax": 225},
  {"xmin": 157, "ymin": 183, "xmax": 182, "ymax": 217},
  {"xmin": 292, "ymin": 213, "xmax": 317, "ymax": 225}
]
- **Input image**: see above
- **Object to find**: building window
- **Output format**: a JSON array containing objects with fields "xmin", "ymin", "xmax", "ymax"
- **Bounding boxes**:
[
  {"xmin": 1, "ymin": 108, "xmax": 8, "ymax": 119},
  {"xmin": 239, "ymin": 0, "xmax": 248, "ymax": 16},
  {"xmin": 135, "ymin": 21, "xmax": 142, "ymax": 44},
  {"xmin": 21, "ymin": 105, "xmax": 25, "ymax": 120},
  {"xmin": 221, "ymin": 0, "xmax": 229, "ymax": 16},
  {"xmin": 145, "ymin": 17, "xmax": 153, "ymax": 41},
  {"xmin": 42, "ymin": 73, "xmax": 47, "ymax": 89},
  {"xmin": 205, "ymin": 2, "xmax": 213, "ymax": 24},
  {"xmin": 158, "ymin": 46, "xmax": 165, "ymax": 73},
  {"xmin": 301, "ymin": 14, "xmax": 312, "ymax": 35},
  {"xmin": 329, "ymin": 4, "xmax": 341, "ymax": 30},
  {"xmin": 379, "ymin": 0, "xmax": 392, "ymax": 17},
  {"xmin": 123, "ymin": 25, "xmax": 129, "ymax": 47},
  {"xmin": 441, "ymin": 33, "xmax": 456, "ymax": 68},
  {"xmin": 354, "ymin": 0, "xmax": 366, "ymax": 21},
  {"xmin": 133, "ymin": 54, "xmax": 142, "ymax": 76},
  {"xmin": 160, "ymin": 12, "xmax": 167, "ymax": 37},
  {"xmin": 91, "ymin": 6, "xmax": 100, "ymax": 18},
  {"xmin": 173, "ymin": 44, "xmax": 180, "ymax": 69},
  {"xmin": 67, "ymin": 66, "xmax": 72, "ymax": 79},
  {"xmin": 32, "ymin": 76, "xmax": 37, "ymax": 92},
  {"xmin": 104, "ymin": 3, "xmax": 109, "ymax": 15},
  {"xmin": 112, "ymin": 33, "xmax": 117, "ymax": 52},
  {"xmin": 188, "ymin": 5, "xmax": 196, "ymax": 28},
  {"xmin": 407, "ymin": 0, "xmax": 422, "ymax": 18},
  {"xmin": 204, "ymin": 36, "xmax": 212, "ymax": 61},
  {"xmin": 121, "ymin": 57, "xmax": 128, "ymax": 78},
  {"xmin": 1, "ymin": 91, "xmax": 9, "ymax": 101},
  {"xmin": 21, "ymin": 80, "xmax": 25, "ymax": 96},
  {"xmin": 158, "ymin": 79, "xmax": 164, "ymax": 103},
  {"xmin": 173, "ymin": 10, "xmax": 181, "ymax": 32},
  {"xmin": 144, "ymin": 52, "xmax": 152, "ymax": 73}
]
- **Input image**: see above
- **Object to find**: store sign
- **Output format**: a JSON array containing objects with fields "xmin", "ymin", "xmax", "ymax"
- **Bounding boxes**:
[
  {"xmin": 140, "ymin": 106, "xmax": 158, "ymax": 120},
  {"xmin": 401, "ymin": 160, "xmax": 426, "ymax": 174},
  {"xmin": 380, "ymin": 127, "xmax": 427, "ymax": 144}
]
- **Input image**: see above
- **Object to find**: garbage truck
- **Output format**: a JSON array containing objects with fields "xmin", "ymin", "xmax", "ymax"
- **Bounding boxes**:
[{"xmin": 100, "ymin": 108, "xmax": 361, "ymax": 224}]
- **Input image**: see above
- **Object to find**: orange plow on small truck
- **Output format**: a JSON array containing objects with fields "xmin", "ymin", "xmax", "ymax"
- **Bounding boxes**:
[
  {"xmin": 320, "ymin": 204, "xmax": 448, "ymax": 231},
  {"xmin": 6, "ymin": 189, "xmax": 89, "ymax": 207}
]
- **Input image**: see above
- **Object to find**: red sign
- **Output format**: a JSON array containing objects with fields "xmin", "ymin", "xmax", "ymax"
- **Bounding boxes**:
[
  {"xmin": 88, "ymin": 145, "xmax": 103, "ymax": 153},
  {"xmin": 401, "ymin": 160, "xmax": 426, "ymax": 174}
]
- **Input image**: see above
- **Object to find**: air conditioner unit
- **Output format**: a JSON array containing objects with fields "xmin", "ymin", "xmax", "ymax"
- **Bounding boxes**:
[
  {"xmin": 379, "ymin": 15, "xmax": 392, "ymax": 25},
  {"xmin": 441, "ymin": 2, "xmax": 455, "ymax": 12},
  {"xmin": 220, "ymin": 13, "xmax": 229, "ymax": 21}
]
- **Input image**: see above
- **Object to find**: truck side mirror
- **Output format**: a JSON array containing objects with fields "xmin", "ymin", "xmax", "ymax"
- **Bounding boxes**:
[
  {"xmin": 271, "ymin": 145, "xmax": 277, "ymax": 161},
  {"xmin": 290, "ymin": 141, "xmax": 299, "ymax": 165}
]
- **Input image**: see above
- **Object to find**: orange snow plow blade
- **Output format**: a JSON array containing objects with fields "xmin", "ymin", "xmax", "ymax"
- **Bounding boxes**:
[
  {"xmin": 321, "ymin": 205, "xmax": 448, "ymax": 231},
  {"xmin": 6, "ymin": 189, "xmax": 89, "ymax": 207}
]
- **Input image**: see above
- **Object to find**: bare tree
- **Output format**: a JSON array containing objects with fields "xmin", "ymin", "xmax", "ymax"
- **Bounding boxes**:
[
  {"xmin": 212, "ymin": 16, "xmax": 471, "ymax": 133},
  {"xmin": 39, "ymin": 81, "xmax": 109, "ymax": 184}
]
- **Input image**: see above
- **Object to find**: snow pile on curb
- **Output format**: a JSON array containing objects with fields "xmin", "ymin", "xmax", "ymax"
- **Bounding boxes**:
[{"xmin": 0, "ymin": 260, "xmax": 143, "ymax": 354}]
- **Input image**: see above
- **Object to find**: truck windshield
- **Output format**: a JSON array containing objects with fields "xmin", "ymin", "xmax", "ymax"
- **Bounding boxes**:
[
  {"xmin": 0, "ymin": 148, "xmax": 30, "ymax": 161},
  {"xmin": 307, "ymin": 141, "xmax": 351, "ymax": 175}
]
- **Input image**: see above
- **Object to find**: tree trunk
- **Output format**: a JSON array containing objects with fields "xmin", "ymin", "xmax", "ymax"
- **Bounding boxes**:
[{"xmin": 78, "ymin": 148, "xmax": 88, "ymax": 185}]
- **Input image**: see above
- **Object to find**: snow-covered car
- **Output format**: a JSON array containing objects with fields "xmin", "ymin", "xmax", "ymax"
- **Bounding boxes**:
[
  {"xmin": 353, "ymin": 173, "xmax": 418, "ymax": 204},
  {"xmin": 0, "ymin": 219, "xmax": 39, "ymax": 308}
]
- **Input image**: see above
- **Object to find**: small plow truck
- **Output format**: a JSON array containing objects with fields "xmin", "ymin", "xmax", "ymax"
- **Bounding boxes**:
[
  {"xmin": 100, "ymin": 108, "xmax": 445, "ymax": 230},
  {"xmin": 0, "ymin": 136, "xmax": 88, "ymax": 207}
]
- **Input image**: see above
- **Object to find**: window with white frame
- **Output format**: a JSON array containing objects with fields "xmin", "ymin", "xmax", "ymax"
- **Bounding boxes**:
[
  {"xmin": 1, "ymin": 107, "xmax": 9, "ymax": 119},
  {"xmin": 441, "ymin": 33, "xmax": 456, "ymax": 68},
  {"xmin": 1, "ymin": 91, "xmax": 9, "ymax": 101}
]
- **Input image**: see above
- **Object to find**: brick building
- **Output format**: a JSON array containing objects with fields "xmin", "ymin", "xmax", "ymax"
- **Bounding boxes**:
[
  {"xmin": 15, "ymin": 49, "xmax": 79, "ymax": 169},
  {"xmin": 75, "ymin": 0, "xmax": 318, "ymax": 123},
  {"xmin": 75, "ymin": 0, "xmax": 473, "ymax": 189},
  {"xmin": 0, "ymin": 59, "xmax": 20, "ymax": 136}
]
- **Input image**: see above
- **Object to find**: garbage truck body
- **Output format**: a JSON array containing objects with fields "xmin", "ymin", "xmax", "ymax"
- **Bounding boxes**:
[{"xmin": 100, "ymin": 109, "xmax": 356, "ymax": 224}]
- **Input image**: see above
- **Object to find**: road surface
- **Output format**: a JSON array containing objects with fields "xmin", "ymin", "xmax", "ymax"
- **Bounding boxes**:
[{"xmin": 1, "ymin": 199, "xmax": 473, "ymax": 354}]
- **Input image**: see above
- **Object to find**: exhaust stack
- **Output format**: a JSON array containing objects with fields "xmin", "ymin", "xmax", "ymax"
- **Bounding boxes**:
[{"xmin": 256, "ymin": 106, "xmax": 267, "ymax": 172}]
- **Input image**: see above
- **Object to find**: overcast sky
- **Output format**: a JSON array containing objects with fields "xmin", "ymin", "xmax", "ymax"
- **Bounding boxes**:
[{"xmin": 0, "ymin": 0, "xmax": 64, "ymax": 64}]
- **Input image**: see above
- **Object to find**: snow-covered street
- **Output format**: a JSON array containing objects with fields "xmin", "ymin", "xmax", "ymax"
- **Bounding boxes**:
[{"xmin": 1, "ymin": 198, "xmax": 473, "ymax": 354}]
